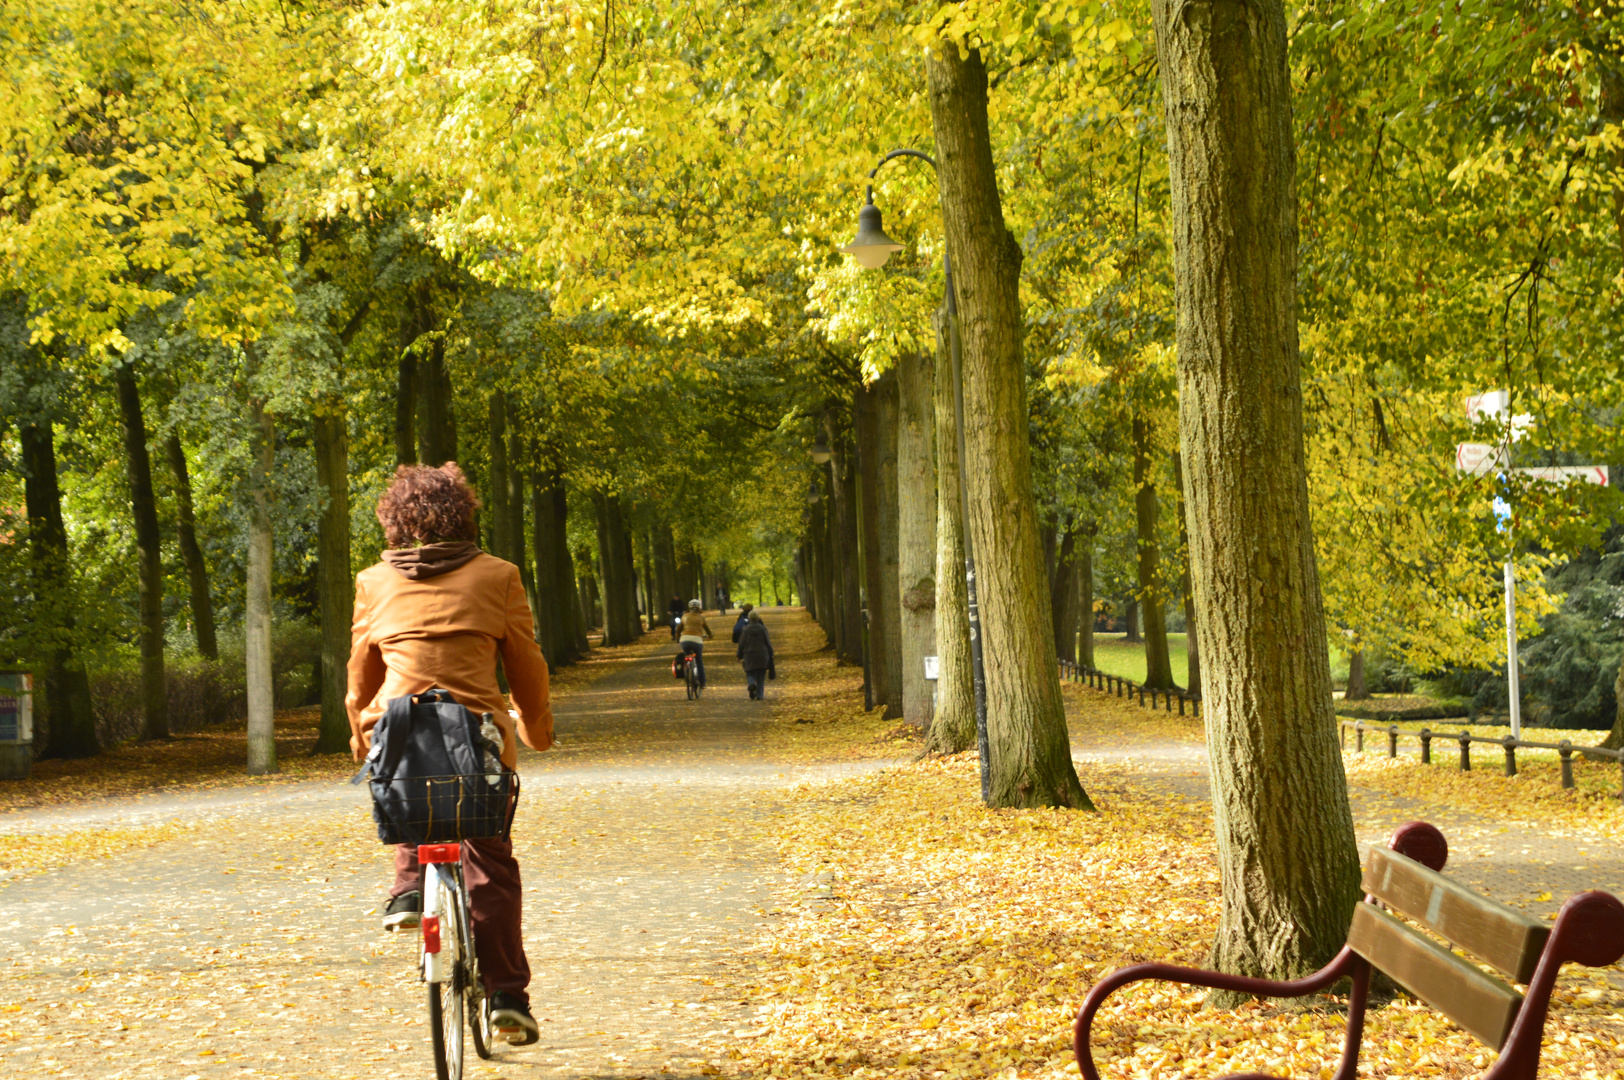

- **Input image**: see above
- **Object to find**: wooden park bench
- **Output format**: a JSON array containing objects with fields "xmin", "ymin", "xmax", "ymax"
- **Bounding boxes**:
[{"xmin": 1073, "ymin": 821, "xmax": 1624, "ymax": 1079}]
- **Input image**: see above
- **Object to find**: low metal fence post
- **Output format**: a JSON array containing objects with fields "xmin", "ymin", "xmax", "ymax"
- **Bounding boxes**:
[
  {"xmin": 1165, "ymin": 691, "xmax": 1173, "ymax": 714},
  {"xmin": 1340, "ymin": 721, "xmax": 1347, "ymax": 750},
  {"xmin": 1420, "ymin": 728, "xmax": 1431, "ymax": 765},
  {"xmin": 1387, "ymin": 724, "xmax": 1399, "ymax": 759},
  {"xmin": 1355, "ymin": 722, "xmax": 1365, "ymax": 753},
  {"xmin": 1503, "ymin": 735, "xmax": 1517, "ymax": 777},
  {"xmin": 1459, "ymin": 732, "xmax": 1471, "ymax": 771},
  {"xmin": 1178, "ymin": 693, "xmax": 1186, "ymax": 717},
  {"xmin": 1559, "ymin": 741, "xmax": 1574, "ymax": 789}
]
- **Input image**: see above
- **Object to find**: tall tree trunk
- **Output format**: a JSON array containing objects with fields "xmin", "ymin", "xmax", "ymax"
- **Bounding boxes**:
[
  {"xmin": 528, "ymin": 469, "xmax": 562, "ymax": 663},
  {"xmin": 418, "ymin": 334, "xmax": 455, "ymax": 467},
  {"xmin": 1153, "ymin": 0, "xmax": 1360, "ymax": 989},
  {"xmin": 114, "ymin": 363, "xmax": 168, "ymax": 741},
  {"xmin": 1050, "ymin": 522, "xmax": 1079, "ymax": 665},
  {"xmin": 1600, "ymin": 659, "xmax": 1624, "ymax": 750},
  {"xmin": 164, "ymin": 432, "xmax": 218, "ymax": 661},
  {"xmin": 856, "ymin": 376, "xmax": 903, "ymax": 718},
  {"xmin": 1344, "ymin": 650, "xmax": 1369, "ymax": 701},
  {"xmin": 592, "ymin": 492, "xmax": 640, "ymax": 646},
  {"xmin": 1125, "ymin": 598, "xmax": 1141, "ymax": 642},
  {"xmin": 312, "ymin": 408, "xmax": 352, "ymax": 754},
  {"xmin": 926, "ymin": 305, "xmax": 977, "ymax": 756},
  {"xmin": 830, "ymin": 439, "xmax": 864, "ymax": 666},
  {"xmin": 927, "ymin": 42, "xmax": 1090, "ymax": 809},
  {"xmin": 1078, "ymin": 531, "xmax": 1097, "ymax": 670},
  {"xmin": 487, "ymin": 392, "xmax": 512, "ymax": 561},
  {"xmin": 653, "ymin": 523, "xmax": 678, "ymax": 616},
  {"xmin": 1173, "ymin": 453, "xmax": 1202, "ymax": 697},
  {"xmin": 1134, "ymin": 415, "xmax": 1175, "ymax": 689},
  {"xmin": 897, "ymin": 350, "xmax": 938, "ymax": 728},
  {"xmin": 504, "ymin": 427, "xmax": 535, "ymax": 615},
  {"xmin": 246, "ymin": 399, "xmax": 277, "ymax": 775},
  {"xmin": 395, "ymin": 307, "xmax": 419, "ymax": 467},
  {"xmin": 21, "ymin": 421, "xmax": 99, "ymax": 758}
]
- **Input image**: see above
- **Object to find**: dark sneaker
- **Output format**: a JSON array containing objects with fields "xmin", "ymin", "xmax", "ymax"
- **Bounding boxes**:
[
  {"xmin": 382, "ymin": 891, "xmax": 421, "ymax": 932},
  {"xmin": 489, "ymin": 990, "xmax": 539, "ymax": 1046}
]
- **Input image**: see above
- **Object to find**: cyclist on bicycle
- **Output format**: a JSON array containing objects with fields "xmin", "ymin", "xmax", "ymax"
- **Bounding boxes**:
[
  {"xmin": 347, "ymin": 462, "xmax": 548, "ymax": 1046},
  {"xmin": 678, "ymin": 599, "xmax": 712, "ymax": 689}
]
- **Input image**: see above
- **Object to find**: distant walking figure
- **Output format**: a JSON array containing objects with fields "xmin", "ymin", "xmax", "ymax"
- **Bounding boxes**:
[{"xmin": 736, "ymin": 609, "xmax": 774, "ymax": 700}]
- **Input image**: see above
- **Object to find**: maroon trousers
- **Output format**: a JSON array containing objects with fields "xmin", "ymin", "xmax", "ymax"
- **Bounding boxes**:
[{"xmin": 393, "ymin": 838, "xmax": 531, "ymax": 1004}]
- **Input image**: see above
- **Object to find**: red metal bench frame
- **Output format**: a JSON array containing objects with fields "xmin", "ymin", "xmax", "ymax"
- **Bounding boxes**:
[{"xmin": 1073, "ymin": 821, "xmax": 1624, "ymax": 1080}]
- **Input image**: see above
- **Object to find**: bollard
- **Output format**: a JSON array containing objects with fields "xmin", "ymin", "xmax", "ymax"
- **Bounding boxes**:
[
  {"xmin": 1340, "ymin": 722, "xmax": 1347, "ymax": 750},
  {"xmin": 1165, "ymin": 691, "xmax": 1173, "ymax": 714},
  {"xmin": 1387, "ymin": 724, "xmax": 1399, "ymax": 759},
  {"xmin": 1178, "ymin": 693, "xmax": 1186, "ymax": 717},
  {"xmin": 1459, "ymin": 732, "xmax": 1471, "ymax": 771},
  {"xmin": 1503, "ymin": 735, "xmax": 1517, "ymax": 777},
  {"xmin": 1420, "ymin": 728, "xmax": 1432, "ymax": 765},
  {"xmin": 1559, "ymin": 741, "xmax": 1574, "ymax": 789},
  {"xmin": 1355, "ymin": 722, "xmax": 1365, "ymax": 753},
  {"xmin": 1150, "ymin": 688, "xmax": 1158, "ymax": 709}
]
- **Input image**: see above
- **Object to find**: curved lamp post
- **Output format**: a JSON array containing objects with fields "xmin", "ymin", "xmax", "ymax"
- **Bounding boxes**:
[{"xmin": 838, "ymin": 148, "xmax": 991, "ymax": 802}]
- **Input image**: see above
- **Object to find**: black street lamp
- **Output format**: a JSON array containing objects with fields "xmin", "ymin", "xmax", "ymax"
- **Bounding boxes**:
[{"xmin": 838, "ymin": 148, "xmax": 991, "ymax": 802}]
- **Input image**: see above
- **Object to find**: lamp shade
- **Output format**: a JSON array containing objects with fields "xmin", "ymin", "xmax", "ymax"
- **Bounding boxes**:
[
  {"xmin": 810, "ymin": 440, "xmax": 832, "ymax": 465},
  {"xmin": 838, "ymin": 202, "xmax": 904, "ymax": 269}
]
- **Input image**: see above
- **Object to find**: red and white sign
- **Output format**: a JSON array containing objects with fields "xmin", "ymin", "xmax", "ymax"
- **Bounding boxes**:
[
  {"xmin": 1516, "ymin": 465, "xmax": 1610, "ymax": 486},
  {"xmin": 1455, "ymin": 442, "xmax": 1502, "ymax": 476}
]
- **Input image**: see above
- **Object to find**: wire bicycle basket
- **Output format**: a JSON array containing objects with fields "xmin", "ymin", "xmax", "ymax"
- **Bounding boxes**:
[{"xmin": 370, "ymin": 771, "xmax": 519, "ymax": 846}]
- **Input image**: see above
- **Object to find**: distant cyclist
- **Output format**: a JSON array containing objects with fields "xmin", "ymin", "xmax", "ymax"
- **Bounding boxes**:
[
  {"xmin": 678, "ymin": 600, "xmax": 713, "ymax": 689},
  {"xmin": 666, "ymin": 594, "xmax": 685, "ymax": 640}
]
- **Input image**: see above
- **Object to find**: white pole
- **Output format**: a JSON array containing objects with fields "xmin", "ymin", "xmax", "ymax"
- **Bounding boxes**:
[{"xmin": 1503, "ymin": 559, "xmax": 1521, "ymax": 739}]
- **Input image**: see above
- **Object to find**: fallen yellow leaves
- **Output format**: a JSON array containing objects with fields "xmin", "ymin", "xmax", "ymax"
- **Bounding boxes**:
[{"xmin": 710, "ymin": 753, "xmax": 1623, "ymax": 1080}]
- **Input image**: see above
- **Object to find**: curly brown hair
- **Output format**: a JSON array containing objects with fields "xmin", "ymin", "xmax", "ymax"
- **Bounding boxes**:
[{"xmin": 375, "ymin": 462, "xmax": 481, "ymax": 548}]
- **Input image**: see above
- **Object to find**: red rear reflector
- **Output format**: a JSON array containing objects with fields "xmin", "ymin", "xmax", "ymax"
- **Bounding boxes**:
[
  {"xmin": 421, "ymin": 915, "xmax": 441, "ymax": 953},
  {"xmin": 418, "ymin": 843, "xmax": 460, "ymax": 864}
]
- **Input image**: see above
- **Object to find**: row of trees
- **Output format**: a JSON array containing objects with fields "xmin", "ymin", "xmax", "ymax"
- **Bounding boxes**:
[{"xmin": 4, "ymin": 0, "xmax": 1622, "ymax": 993}]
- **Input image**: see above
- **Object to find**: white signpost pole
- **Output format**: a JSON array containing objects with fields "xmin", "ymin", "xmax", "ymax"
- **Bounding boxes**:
[
  {"xmin": 1459, "ymin": 390, "xmax": 1609, "ymax": 739},
  {"xmin": 1503, "ymin": 559, "xmax": 1522, "ymax": 738}
]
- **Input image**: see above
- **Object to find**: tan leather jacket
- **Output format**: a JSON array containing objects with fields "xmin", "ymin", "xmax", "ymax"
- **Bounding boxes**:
[{"xmin": 346, "ymin": 551, "xmax": 552, "ymax": 768}]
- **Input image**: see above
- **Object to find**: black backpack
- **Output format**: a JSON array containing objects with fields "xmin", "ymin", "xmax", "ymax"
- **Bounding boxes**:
[{"xmin": 350, "ymin": 688, "xmax": 517, "ymax": 845}]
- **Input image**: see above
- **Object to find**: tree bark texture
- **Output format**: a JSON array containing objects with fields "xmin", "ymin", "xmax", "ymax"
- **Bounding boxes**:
[
  {"xmin": 554, "ymin": 481, "xmax": 588, "ymax": 659},
  {"xmin": 1125, "ymin": 598, "xmax": 1141, "ymax": 642},
  {"xmin": 114, "ymin": 363, "xmax": 168, "ymax": 741},
  {"xmin": 1602, "ymin": 659, "xmax": 1624, "ymax": 750},
  {"xmin": 21, "ymin": 421, "xmax": 99, "ymax": 758},
  {"xmin": 312, "ymin": 408, "xmax": 353, "ymax": 754},
  {"xmin": 505, "ymin": 426, "xmax": 536, "ymax": 617},
  {"xmin": 164, "ymin": 432, "xmax": 218, "ymax": 661},
  {"xmin": 1173, "ymin": 453, "xmax": 1202, "ymax": 697},
  {"xmin": 830, "ymin": 443, "xmax": 864, "ymax": 666},
  {"xmin": 926, "ymin": 307, "xmax": 977, "ymax": 755},
  {"xmin": 897, "ymin": 349, "xmax": 938, "ymax": 728},
  {"xmin": 926, "ymin": 43, "xmax": 1089, "ymax": 809},
  {"xmin": 246, "ymin": 400, "xmax": 277, "ymax": 775},
  {"xmin": 1153, "ymin": 0, "xmax": 1360, "ymax": 987},
  {"xmin": 1134, "ymin": 415, "xmax": 1175, "ymax": 689},
  {"xmin": 856, "ymin": 376, "xmax": 903, "ymax": 718}
]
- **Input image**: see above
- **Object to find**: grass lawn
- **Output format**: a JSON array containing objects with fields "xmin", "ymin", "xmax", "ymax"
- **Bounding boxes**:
[{"xmin": 1087, "ymin": 631, "xmax": 1189, "ymax": 687}]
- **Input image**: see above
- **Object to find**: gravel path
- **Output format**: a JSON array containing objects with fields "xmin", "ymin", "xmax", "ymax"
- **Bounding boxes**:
[{"xmin": 0, "ymin": 608, "xmax": 879, "ymax": 1079}]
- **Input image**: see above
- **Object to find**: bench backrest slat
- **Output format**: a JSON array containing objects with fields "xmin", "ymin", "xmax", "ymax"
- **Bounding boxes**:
[
  {"xmin": 1363, "ymin": 846, "xmax": 1550, "ymax": 983},
  {"xmin": 1346, "ymin": 903, "xmax": 1523, "ymax": 1050}
]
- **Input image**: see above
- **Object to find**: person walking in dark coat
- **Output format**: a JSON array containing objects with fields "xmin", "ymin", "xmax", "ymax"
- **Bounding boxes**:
[
  {"xmin": 736, "ymin": 609, "xmax": 774, "ymax": 700},
  {"xmin": 731, "ymin": 602, "xmax": 754, "ymax": 644}
]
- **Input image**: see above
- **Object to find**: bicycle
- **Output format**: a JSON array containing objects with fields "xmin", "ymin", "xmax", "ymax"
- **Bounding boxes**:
[
  {"xmin": 417, "ymin": 842, "xmax": 495, "ymax": 1079},
  {"xmin": 683, "ymin": 651, "xmax": 703, "ymax": 700}
]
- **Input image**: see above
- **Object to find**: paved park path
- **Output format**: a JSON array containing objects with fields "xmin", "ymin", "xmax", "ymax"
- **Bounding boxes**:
[{"xmin": 0, "ymin": 608, "xmax": 877, "ymax": 1080}]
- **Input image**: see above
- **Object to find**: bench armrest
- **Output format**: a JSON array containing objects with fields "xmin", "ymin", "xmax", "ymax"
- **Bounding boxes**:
[{"xmin": 1072, "ymin": 948, "xmax": 1365, "ymax": 1080}]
